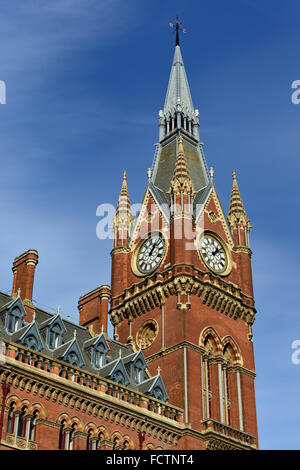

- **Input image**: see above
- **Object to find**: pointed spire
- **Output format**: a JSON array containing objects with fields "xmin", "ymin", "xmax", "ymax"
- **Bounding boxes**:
[
  {"xmin": 228, "ymin": 171, "xmax": 251, "ymax": 244},
  {"xmin": 228, "ymin": 171, "xmax": 247, "ymax": 219},
  {"xmin": 163, "ymin": 44, "xmax": 194, "ymax": 119},
  {"xmin": 169, "ymin": 134, "xmax": 194, "ymax": 194},
  {"xmin": 114, "ymin": 171, "xmax": 134, "ymax": 230}
]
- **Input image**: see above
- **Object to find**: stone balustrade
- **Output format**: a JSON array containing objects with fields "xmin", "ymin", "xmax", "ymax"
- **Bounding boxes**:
[
  {"xmin": 2, "ymin": 340, "xmax": 183, "ymax": 424},
  {"xmin": 201, "ymin": 418, "xmax": 256, "ymax": 446}
]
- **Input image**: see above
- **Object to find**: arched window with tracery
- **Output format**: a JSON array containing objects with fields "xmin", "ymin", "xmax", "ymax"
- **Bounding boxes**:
[
  {"xmin": 86, "ymin": 429, "xmax": 93, "ymax": 450},
  {"xmin": 221, "ymin": 339, "xmax": 244, "ymax": 430},
  {"xmin": 122, "ymin": 439, "xmax": 129, "ymax": 450},
  {"xmin": 202, "ymin": 334, "xmax": 219, "ymax": 420},
  {"xmin": 58, "ymin": 419, "xmax": 66, "ymax": 450},
  {"xmin": 29, "ymin": 410, "xmax": 39, "ymax": 442},
  {"xmin": 96, "ymin": 431, "xmax": 104, "ymax": 450},
  {"xmin": 6, "ymin": 402, "xmax": 16, "ymax": 434},
  {"xmin": 112, "ymin": 436, "xmax": 119, "ymax": 450},
  {"xmin": 222, "ymin": 343, "xmax": 236, "ymax": 426},
  {"xmin": 68, "ymin": 423, "xmax": 77, "ymax": 450},
  {"xmin": 17, "ymin": 406, "xmax": 27, "ymax": 437}
]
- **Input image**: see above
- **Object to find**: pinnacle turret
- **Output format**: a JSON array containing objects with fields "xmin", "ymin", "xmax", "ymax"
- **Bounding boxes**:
[
  {"xmin": 169, "ymin": 134, "xmax": 194, "ymax": 194},
  {"xmin": 228, "ymin": 171, "xmax": 251, "ymax": 246},
  {"xmin": 112, "ymin": 171, "xmax": 134, "ymax": 247}
]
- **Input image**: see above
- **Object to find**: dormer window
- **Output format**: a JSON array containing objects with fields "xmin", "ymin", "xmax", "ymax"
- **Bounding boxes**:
[
  {"xmin": 61, "ymin": 340, "xmax": 84, "ymax": 370},
  {"xmin": 134, "ymin": 359, "xmax": 145, "ymax": 384},
  {"xmin": 130, "ymin": 353, "xmax": 147, "ymax": 385},
  {"xmin": 19, "ymin": 323, "xmax": 43, "ymax": 353},
  {"xmin": 95, "ymin": 349, "xmax": 105, "ymax": 368},
  {"xmin": 23, "ymin": 335, "xmax": 38, "ymax": 350},
  {"xmin": 112, "ymin": 370, "xmax": 126, "ymax": 385},
  {"xmin": 49, "ymin": 323, "xmax": 63, "ymax": 349},
  {"xmin": 45, "ymin": 317, "xmax": 66, "ymax": 350},
  {"xmin": 65, "ymin": 351, "xmax": 80, "ymax": 368},
  {"xmin": 109, "ymin": 360, "xmax": 130, "ymax": 387},
  {"xmin": 89, "ymin": 335, "xmax": 109, "ymax": 370},
  {"xmin": 152, "ymin": 386, "xmax": 164, "ymax": 401},
  {"xmin": 6, "ymin": 307, "xmax": 23, "ymax": 333}
]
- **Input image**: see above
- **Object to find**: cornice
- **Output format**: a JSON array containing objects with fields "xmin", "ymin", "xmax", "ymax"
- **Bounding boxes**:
[
  {"xmin": 110, "ymin": 247, "xmax": 131, "ymax": 256},
  {"xmin": 233, "ymin": 246, "xmax": 252, "ymax": 255},
  {"xmin": 110, "ymin": 264, "xmax": 256, "ymax": 327}
]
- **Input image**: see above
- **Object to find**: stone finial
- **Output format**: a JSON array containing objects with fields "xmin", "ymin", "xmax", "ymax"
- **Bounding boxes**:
[
  {"xmin": 113, "ymin": 171, "xmax": 134, "ymax": 230},
  {"xmin": 168, "ymin": 134, "xmax": 194, "ymax": 194},
  {"xmin": 228, "ymin": 169, "xmax": 251, "ymax": 231}
]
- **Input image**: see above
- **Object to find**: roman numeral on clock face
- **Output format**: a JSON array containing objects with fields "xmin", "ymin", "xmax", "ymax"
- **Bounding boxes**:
[
  {"xmin": 137, "ymin": 234, "xmax": 165, "ymax": 274},
  {"xmin": 200, "ymin": 235, "xmax": 227, "ymax": 273}
]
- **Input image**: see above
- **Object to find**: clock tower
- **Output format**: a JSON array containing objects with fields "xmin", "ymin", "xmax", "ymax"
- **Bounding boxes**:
[{"xmin": 109, "ymin": 28, "xmax": 258, "ymax": 450}]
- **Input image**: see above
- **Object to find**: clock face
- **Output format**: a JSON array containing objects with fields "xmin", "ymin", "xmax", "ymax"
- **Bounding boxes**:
[
  {"xmin": 137, "ymin": 234, "xmax": 165, "ymax": 274},
  {"xmin": 200, "ymin": 235, "xmax": 227, "ymax": 273}
]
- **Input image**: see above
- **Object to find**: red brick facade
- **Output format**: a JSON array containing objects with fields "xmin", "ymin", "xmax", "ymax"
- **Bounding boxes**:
[{"xmin": 0, "ymin": 38, "xmax": 258, "ymax": 451}]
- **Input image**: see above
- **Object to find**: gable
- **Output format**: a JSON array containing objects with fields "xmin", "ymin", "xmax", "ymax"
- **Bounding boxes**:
[
  {"xmin": 109, "ymin": 359, "xmax": 130, "ymax": 386},
  {"xmin": 128, "ymin": 188, "xmax": 170, "ymax": 251},
  {"xmin": 148, "ymin": 375, "xmax": 168, "ymax": 402},
  {"xmin": 19, "ymin": 322, "xmax": 43, "ymax": 352},
  {"xmin": 4, "ymin": 297, "xmax": 26, "ymax": 333},
  {"xmin": 195, "ymin": 186, "xmax": 234, "ymax": 249},
  {"xmin": 61, "ymin": 339, "xmax": 85, "ymax": 368}
]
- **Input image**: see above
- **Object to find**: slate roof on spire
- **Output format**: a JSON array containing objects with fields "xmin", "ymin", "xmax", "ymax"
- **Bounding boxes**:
[{"xmin": 163, "ymin": 45, "xmax": 194, "ymax": 117}]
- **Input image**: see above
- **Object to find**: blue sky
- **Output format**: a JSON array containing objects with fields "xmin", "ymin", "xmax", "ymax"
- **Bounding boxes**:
[{"xmin": 0, "ymin": 0, "xmax": 299, "ymax": 450}]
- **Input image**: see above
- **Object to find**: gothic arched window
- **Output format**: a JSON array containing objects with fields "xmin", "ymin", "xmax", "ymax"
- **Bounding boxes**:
[
  {"xmin": 134, "ymin": 359, "xmax": 144, "ymax": 384},
  {"xmin": 94, "ymin": 344, "xmax": 106, "ymax": 368},
  {"xmin": 23, "ymin": 335, "xmax": 38, "ymax": 350},
  {"xmin": 96, "ymin": 431, "xmax": 104, "ymax": 450},
  {"xmin": 17, "ymin": 406, "xmax": 27, "ymax": 437},
  {"xmin": 6, "ymin": 402, "xmax": 16, "ymax": 434},
  {"xmin": 30, "ymin": 410, "xmax": 39, "ymax": 441},
  {"xmin": 65, "ymin": 352, "xmax": 80, "ymax": 368},
  {"xmin": 69, "ymin": 423, "xmax": 77, "ymax": 450},
  {"xmin": 152, "ymin": 386, "xmax": 163, "ymax": 401},
  {"xmin": 58, "ymin": 420, "xmax": 66, "ymax": 450},
  {"xmin": 86, "ymin": 429, "xmax": 93, "ymax": 450},
  {"xmin": 49, "ymin": 323, "xmax": 63, "ymax": 349},
  {"xmin": 112, "ymin": 370, "xmax": 125, "ymax": 385},
  {"xmin": 6, "ymin": 307, "xmax": 23, "ymax": 333}
]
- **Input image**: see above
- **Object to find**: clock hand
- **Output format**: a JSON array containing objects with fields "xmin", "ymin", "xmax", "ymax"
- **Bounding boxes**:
[{"xmin": 149, "ymin": 239, "xmax": 160, "ymax": 257}]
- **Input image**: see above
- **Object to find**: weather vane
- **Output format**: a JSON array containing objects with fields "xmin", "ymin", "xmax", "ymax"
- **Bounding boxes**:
[{"xmin": 169, "ymin": 16, "xmax": 186, "ymax": 46}]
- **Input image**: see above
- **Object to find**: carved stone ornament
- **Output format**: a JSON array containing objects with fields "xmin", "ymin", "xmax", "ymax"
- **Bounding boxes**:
[
  {"xmin": 136, "ymin": 320, "xmax": 159, "ymax": 349},
  {"xmin": 208, "ymin": 211, "xmax": 218, "ymax": 223}
]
